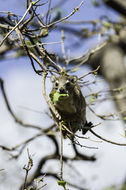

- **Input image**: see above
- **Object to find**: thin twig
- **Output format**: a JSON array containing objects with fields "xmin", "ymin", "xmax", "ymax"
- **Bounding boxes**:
[
  {"xmin": 72, "ymin": 139, "xmax": 98, "ymax": 149},
  {"xmin": 0, "ymin": 133, "xmax": 42, "ymax": 152},
  {"xmin": 71, "ymin": 41, "xmax": 108, "ymax": 70},
  {"xmin": 0, "ymin": 0, "xmax": 40, "ymax": 47},
  {"xmin": 46, "ymin": 0, "xmax": 52, "ymax": 25},
  {"xmin": 42, "ymin": 172, "xmax": 88, "ymax": 190},
  {"xmin": 0, "ymin": 23, "xmax": 13, "ymax": 30},
  {"xmin": 29, "ymin": 51, "xmax": 46, "ymax": 72},
  {"xmin": 79, "ymin": 66, "xmax": 100, "ymax": 80},
  {"xmin": 15, "ymin": 26, "xmax": 46, "ymax": 73},
  {"xmin": 44, "ymin": 53, "xmax": 62, "ymax": 72},
  {"xmin": 90, "ymin": 129, "xmax": 126, "ymax": 146},
  {"xmin": 63, "ymin": 19, "xmax": 98, "ymax": 25},
  {"xmin": 0, "ymin": 78, "xmax": 17, "ymax": 121},
  {"xmin": 61, "ymin": 30, "xmax": 66, "ymax": 61},
  {"xmin": 0, "ymin": 125, "xmax": 54, "ymax": 159},
  {"xmin": 23, "ymin": 149, "xmax": 33, "ymax": 189},
  {"xmin": 41, "ymin": 71, "xmax": 61, "ymax": 120},
  {"xmin": 59, "ymin": 122, "xmax": 63, "ymax": 181},
  {"xmin": 28, "ymin": 41, "xmax": 62, "ymax": 47},
  {"xmin": 46, "ymin": 0, "xmax": 85, "ymax": 28},
  {"xmin": 0, "ymin": 78, "xmax": 43, "ymax": 130}
]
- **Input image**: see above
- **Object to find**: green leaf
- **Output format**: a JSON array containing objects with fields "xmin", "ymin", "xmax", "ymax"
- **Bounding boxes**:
[
  {"xmin": 29, "ymin": 158, "xmax": 33, "ymax": 166},
  {"xmin": 50, "ymin": 92, "xmax": 68, "ymax": 102},
  {"xmin": 90, "ymin": 96, "xmax": 96, "ymax": 102},
  {"xmin": 57, "ymin": 180, "xmax": 67, "ymax": 188},
  {"xmin": 26, "ymin": 41, "xmax": 32, "ymax": 45},
  {"xmin": 49, "ymin": 91, "xmax": 55, "ymax": 100}
]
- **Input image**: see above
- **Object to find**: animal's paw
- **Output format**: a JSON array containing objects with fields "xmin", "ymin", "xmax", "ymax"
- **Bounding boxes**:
[
  {"xmin": 82, "ymin": 121, "xmax": 94, "ymax": 135},
  {"xmin": 87, "ymin": 121, "xmax": 93, "ymax": 128}
]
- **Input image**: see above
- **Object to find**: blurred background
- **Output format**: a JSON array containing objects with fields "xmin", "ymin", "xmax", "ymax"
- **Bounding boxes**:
[{"xmin": 0, "ymin": 0, "xmax": 126, "ymax": 190}]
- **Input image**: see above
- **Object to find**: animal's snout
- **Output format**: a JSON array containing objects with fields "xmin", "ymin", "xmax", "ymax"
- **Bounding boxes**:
[{"xmin": 59, "ymin": 87, "xmax": 66, "ymax": 94}]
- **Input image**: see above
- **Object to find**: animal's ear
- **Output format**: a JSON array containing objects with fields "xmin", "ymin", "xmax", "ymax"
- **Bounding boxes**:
[
  {"xmin": 51, "ymin": 75, "xmax": 56, "ymax": 82},
  {"xmin": 70, "ymin": 75, "xmax": 78, "ymax": 83}
]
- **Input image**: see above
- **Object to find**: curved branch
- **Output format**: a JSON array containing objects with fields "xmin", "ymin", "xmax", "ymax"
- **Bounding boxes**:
[
  {"xmin": 90, "ymin": 129, "xmax": 126, "ymax": 146},
  {"xmin": 46, "ymin": 0, "xmax": 85, "ymax": 28},
  {"xmin": 72, "ymin": 141, "xmax": 96, "ymax": 161},
  {"xmin": 0, "ymin": 78, "xmax": 42, "ymax": 130}
]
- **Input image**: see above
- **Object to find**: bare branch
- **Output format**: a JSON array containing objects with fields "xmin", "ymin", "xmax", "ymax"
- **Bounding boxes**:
[
  {"xmin": 90, "ymin": 129, "xmax": 126, "ymax": 146},
  {"xmin": 70, "ymin": 41, "xmax": 108, "ymax": 70},
  {"xmin": 0, "ymin": 78, "xmax": 43, "ymax": 130},
  {"xmin": 23, "ymin": 149, "xmax": 33, "ymax": 189},
  {"xmin": 46, "ymin": 0, "xmax": 85, "ymax": 28},
  {"xmin": 59, "ymin": 122, "xmax": 63, "ymax": 181},
  {"xmin": 79, "ymin": 66, "xmax": 100, "ymax": 80},
  {"xmin": 0, "ymin": 0, "xmax": 40, "ymax": 47}
]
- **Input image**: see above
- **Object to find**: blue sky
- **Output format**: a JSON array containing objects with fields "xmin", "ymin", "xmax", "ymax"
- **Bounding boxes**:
[
  {"xmin": 0, "ymin": 1, "xmax": 125, "ymax": 190},
  {"xmin": 0, "ymin": 0, "xmax": 119, "ymax": 76}
]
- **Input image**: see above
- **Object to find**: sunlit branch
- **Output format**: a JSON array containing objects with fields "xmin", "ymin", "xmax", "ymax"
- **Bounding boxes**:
[
  {"xmin": 0, "ymin": 0, "xmax": 40, "ymax": 47},
  {"xmin": 46, "ymin": 0, "xmax": 85, "ymax": 28}
]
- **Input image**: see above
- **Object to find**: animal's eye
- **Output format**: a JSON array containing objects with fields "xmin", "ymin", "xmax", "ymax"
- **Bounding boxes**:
[
  {"xmin": 55, "ymin": 81, "xmax": 59, "ymax": 87},
  {"xmin": 66, "ymin": 81, "xmax": 71, "ymax": 88},
  {"xmin": 71, "ymin": 78, "xmax": 74, "ymax": 83}
]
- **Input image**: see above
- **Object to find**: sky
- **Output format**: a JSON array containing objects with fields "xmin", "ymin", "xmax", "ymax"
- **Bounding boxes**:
[{"xmin": 0, "ymin": 1, "xmax": 126, "ymax": 190}]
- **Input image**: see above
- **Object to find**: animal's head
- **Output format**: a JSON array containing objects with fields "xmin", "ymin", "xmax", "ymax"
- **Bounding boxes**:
[{"xmin": 51, "ymin": 75, "xmax": 78, "ymax": 94}]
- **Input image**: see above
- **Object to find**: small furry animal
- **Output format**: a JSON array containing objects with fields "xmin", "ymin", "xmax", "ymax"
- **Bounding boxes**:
[{"xmin": 50, "ymin": 74, "xmax": 90, "ymax": 137}]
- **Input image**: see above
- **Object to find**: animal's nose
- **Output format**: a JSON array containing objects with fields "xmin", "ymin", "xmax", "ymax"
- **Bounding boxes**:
[{"xmin": 59, "ymin": 87, "xmax": 65, "ymax": 94}]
